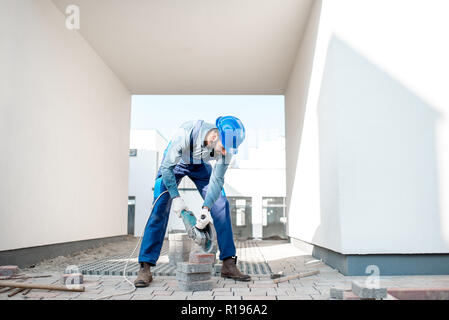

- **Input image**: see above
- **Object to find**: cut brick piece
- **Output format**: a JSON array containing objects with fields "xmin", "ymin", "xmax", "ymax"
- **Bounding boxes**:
[
  {"xmin": 352, "ymin": 281, "xmax": 387, "ymax": 300},
  {"xmin": 177, "ymin": 262, "xmax": 213, "ymax": 274},
  {"xmin": 178, "ymin": 280, "xmax": 214, "ymax": 292},
  {"xmin": 387, "ymin": 288, "xmax": 449, "ymax": 300},
  {"xmin": 189, "ymin": 253, "xmax": 216, "ymax": 265},
  {"xmin": 61, "ymin": 273, "xmax": 84, "ymax": 285},
  {"xmin": 0, "ymin": 265, "xmax": 19, "ymax": 277},
  {"xmin": 343, "ymin": 291, "xmax": 361, "ymax": 300},
  {"xmin": 176, "ymin": 271, "xmax": 211, "ymax": 282},
  {"xmin": 330, "ymin": 287, "xmax": 352, "ymax": 300}
]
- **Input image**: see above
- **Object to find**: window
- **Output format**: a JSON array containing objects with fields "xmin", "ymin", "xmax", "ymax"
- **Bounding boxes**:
[
  {"xmin": 228, "ymin": 197, "xmax": 252, "ymax": 239},
  {"xmin": 235, "ymin": 199, "xmax": 247, "ymax": 226},
  {"xmin": 262, "ymin": 197, "xmax": 287, "ymax": 239}
]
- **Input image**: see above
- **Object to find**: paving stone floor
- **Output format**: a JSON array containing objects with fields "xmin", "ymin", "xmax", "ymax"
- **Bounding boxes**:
[{"xmin": 1, "ymin": 240, "xmax": 449, "ymax": 300}]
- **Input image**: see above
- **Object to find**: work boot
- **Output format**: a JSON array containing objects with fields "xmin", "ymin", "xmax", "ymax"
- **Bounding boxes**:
[
  {"xmin": 134, "ymin": 262, "xmax": 153, "ymax": 287},
  {"xmin": 221, "ymin": 256, "xmax": 251, "ymax": 282}
]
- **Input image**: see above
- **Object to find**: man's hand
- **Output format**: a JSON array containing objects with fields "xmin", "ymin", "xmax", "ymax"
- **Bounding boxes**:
[
  {"xmin": 172, "ymin": 197, "xmax": 188, "ymax": 218},
  {"xmin": 196, "ymin": 207, "xmax": 213, "ymax": 230}
]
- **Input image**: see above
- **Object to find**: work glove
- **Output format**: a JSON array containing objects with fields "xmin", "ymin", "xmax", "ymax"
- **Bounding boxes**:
[
  {"xmin": 172, "ymin": 197, "xmax": 188, "ymax": 218},
  {"xmin": 196, "ymin": 207, "xmax": 213, "ymax": 230}
]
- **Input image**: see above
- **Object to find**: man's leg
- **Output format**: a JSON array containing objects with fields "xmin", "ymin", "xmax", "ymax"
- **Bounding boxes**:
[
  {"xmin": 137, "ymin": 177, "xmax": 173, "ymax": 266},
  {"xmin": 138, "ymin": 161, "xmax": 188, "ymax": 265}
]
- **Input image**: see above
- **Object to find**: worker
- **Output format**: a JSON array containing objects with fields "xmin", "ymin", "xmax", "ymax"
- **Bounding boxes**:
[{"xmin": 134, "ymin": 116, "xmax": 251, "ymax": 287}]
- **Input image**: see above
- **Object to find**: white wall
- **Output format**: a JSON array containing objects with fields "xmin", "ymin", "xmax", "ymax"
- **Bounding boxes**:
[
  {"xmin": 285, "ymin": 0, "xmax": 449, "ymax": 254},
  {"xmin": 130, "ymin": 130, "xmax": 167, "ymax": 159},
  {"xmin": 0, "ymin": 0, "xmax": 131, "ymax": 251}
]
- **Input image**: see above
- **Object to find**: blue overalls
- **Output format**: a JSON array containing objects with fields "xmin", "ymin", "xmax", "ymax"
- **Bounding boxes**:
[{"xmin": 138, "ymin": 121, "xmax": 236, "ymax": 266}]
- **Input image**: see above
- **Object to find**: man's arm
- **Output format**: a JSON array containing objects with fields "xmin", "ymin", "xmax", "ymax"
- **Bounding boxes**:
[
  {"xmin": 202, "ymin": 154, "xmax": 232, "ymax": 209},
  {"xmin": 160, "ymin": 130, "xmax": 186, "ymax": 199}
]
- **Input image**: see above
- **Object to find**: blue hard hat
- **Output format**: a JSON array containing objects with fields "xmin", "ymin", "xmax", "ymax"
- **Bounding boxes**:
[{"xmin": 215, "ymin": 116, "xmax": 246, "ymax": 154}]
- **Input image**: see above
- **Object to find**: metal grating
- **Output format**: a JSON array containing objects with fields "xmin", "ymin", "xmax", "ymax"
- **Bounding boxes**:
[
  {"xmin": 78, "ymin": 256, "xmax": 271, "ymax": 276},
  {"xmin": 78, "ymin": 240, "xmax": 272, "ymax": 276}
]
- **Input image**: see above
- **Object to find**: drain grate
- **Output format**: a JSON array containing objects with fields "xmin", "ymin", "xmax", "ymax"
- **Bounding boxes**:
[
  {"xmin": 78, "ymin": 256, "xmax": 271, "ymax": 276},
  {"xmin": 78, "ymin": 240, "xmax": 272, "ymax": 277}
]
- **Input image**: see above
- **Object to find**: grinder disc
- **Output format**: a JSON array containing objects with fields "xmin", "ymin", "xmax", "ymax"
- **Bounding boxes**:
[{"xmin": 202, "ymin": 223, "xmax": 216, "ymax": 253}]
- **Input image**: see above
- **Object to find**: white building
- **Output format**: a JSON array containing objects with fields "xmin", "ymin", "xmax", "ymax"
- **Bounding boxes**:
[
  {"xmin": 2, "ymin": 0, "xmax": 449, "ymax": 275},
  {"xmin": 128, "ymin": 129, "xmax": 167, "ymax": 237}
]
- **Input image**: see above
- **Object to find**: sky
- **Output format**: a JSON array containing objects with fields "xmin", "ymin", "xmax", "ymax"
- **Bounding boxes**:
[{"xmin": 130, "ymin": 95, "xmax": 285, "ymax": 145}]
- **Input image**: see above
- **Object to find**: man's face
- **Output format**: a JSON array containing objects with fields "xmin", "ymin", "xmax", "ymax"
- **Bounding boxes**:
[{"xmin": 206, "ymin": 130, "xmax": 227, "ymax": 156}]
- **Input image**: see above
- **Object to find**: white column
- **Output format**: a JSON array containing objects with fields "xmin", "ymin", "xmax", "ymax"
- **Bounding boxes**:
[{"xmin": 251, "ymin": 195, "xmax": 263, "ymax": 239}]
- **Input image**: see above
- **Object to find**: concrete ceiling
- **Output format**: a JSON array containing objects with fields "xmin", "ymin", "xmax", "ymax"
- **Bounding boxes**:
[{"xmin": 52, "ymin": 0, "xmax": 313, "ymax": 94}]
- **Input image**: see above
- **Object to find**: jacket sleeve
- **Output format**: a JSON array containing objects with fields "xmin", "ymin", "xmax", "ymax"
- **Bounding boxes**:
[
  {"xmin": 203, "ymin": 154, "xmax": 232, "ymax": 208},
  {"xmin": 160, "ymin": 129, "xmax": 186, "ymax": 199}
]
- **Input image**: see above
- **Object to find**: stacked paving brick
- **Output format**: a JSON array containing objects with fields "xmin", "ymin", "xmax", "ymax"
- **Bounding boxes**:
[
  {"xmin": 168, "ymin": 233, "xmax": 191, "ymax": 266},
  {"xmin": 176, "ymin": 253, "xmax": 215, "ymax": 291}
]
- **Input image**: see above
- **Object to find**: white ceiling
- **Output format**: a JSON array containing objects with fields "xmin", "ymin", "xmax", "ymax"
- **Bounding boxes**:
[{"xmin": 52, "ymin": 0, "xmax": 314, "ymax": 94}]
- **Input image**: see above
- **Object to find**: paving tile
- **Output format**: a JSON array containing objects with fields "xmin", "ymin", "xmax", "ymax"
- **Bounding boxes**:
[
  {"xmin": 243, "ymin": 291, "xmax": 267, "ymax": 296},
  {"xmin": 242, "ymin": 295, "xmax": 276, "ymax": 300},
  {"xmin": 108, "ymin": 294, "xmax": 133, "ymax": 300},
  {"xmin": 249, "ymin": 283, "xmax": 277, "ymax": 288},
  {"xmin": 131, "ymin": 295, "xmax": 153, "ymax": 300},
  {"xmin": 231, "ymin": 288, "xmax": 251, "ymax": 293},
  {"xmin": 213, "ymin": 291, "xmax": 234, "ymax": 296},
  {"xmin": 83, "ymin": 289, "xmax": 104, "ymax": 294},
  {"xmin": 257, "ymin": 288, "xmax": 277, "ymax": 294},
  {"xmin": 153, "ymin": 290, "xmax": 173, "ymax": 296},
  {"xmin": 187, "ymin": 295, "xmax": 215, "ymax": 300},
  {"xmin": 171, "ymin": 294, "xmax": 190, "ymax": 299},
  {"xmin": 272, "ymin": 289, "xmax": 288, "ymax": 296},
  {"xmin": 24, "ymin": 292, "xmax": 61, "ymax": 299},
  {"xmin": 277, "ymin": 282, "xmax": 296, "ymax": 288},
  {"xmin": 277, "ymin": 295, "xmax": 313, "ymax": 300},
  {"xmin": 310, "ymin": 294, "xmax": 330, "ymax": 300},
  {"xmin": 192, "ymin": 291, "xmax": 213, "ymax": 296},
  {"xmin": 224, "ymin": 283, "xmax": 249, "ymax": 288},
  {"xmin": 294, "ymin": 287, "xmax": 320, "ymax": 295},
  {"xmin": 72, "ymin": 294, "xmax": 105, "ymax": 300},
  {"xmin": 153, "ymin": 295, "xmax": 187, "ymax": 300},
  {"xmin": 146, "ymin": 286, "xmax": 167, "ymax": 291},
  {"xmin": 214, "ymin": 296, "xmax": 242, "ymax": 300},
  {"xmin": 133, "ymin": 289, "xmax": 155, "ymax": 295},
  {"xmin": 56, "ymin": 292, "xmax": 82, "ymax": 300}
]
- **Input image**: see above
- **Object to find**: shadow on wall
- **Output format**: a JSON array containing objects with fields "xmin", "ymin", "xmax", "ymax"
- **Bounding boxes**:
[
  {"xmin": 312, "ymin": 35, "xmax": 443, "ymax": 260},
  {"xmin": 285, "ymin": 0, "xmax": 323, "ymax": 218}
]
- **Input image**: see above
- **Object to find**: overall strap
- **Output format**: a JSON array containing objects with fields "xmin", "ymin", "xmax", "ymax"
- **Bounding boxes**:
[{"xmin": 190, "ymin": 120, "xmax": 204, "ymax": 164}]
